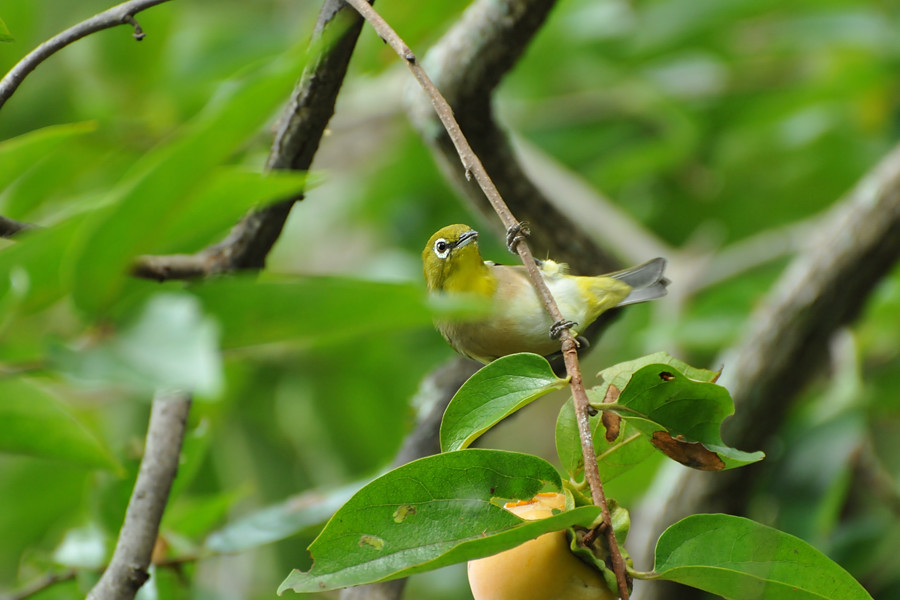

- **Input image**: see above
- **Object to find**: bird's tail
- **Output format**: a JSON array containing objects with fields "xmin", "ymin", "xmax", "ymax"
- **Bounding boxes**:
[{"xmin": 610, "ymin": 257, "xmax": 669, "ymax": 306}]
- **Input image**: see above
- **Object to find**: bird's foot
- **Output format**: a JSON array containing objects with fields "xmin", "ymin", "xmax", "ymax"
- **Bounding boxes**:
[
  {"xmin": 506, "ymin": 221, "xmax": 531, "ymax": 253},
  {"xmin": 550, "ymin": 319, "xmax": 577, "ymax": 339}
]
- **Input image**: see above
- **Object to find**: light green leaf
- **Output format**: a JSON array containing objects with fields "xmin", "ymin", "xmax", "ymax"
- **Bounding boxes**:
[
  {"xmin": 612, "ymin": 364, "xmax": 764, "ymax": 470},
  {"xmin": 190, "ymin": 276, "xmax": 434, "ymax": 349},
  {"xmin": 278, "ymin": 449, "xmax": 602, "ymax": 594},
  {"xmin": 69, "ymin": 47, "xmax": 305, "ymax": 315},
  {"xmin": 0, "ymin": 214, "xmax": 87, "ymax": 316},
  {"xmin": 556, "ymin": 398, "xmax": 655, "ymax": 483},
  {"xmin": 154, "ymin": 168, "xmax": 316, "ymax": 254},
  {"xmin": 0, "ymin": 122, "xmax": 96, "ymax": 201},
  {"xmin": 441, "ymin": 353, "xmax": 568, "ymax": 452},
  {"xmin": 650, "ymin": 514, "xmax": 874, "ymax": 600},
  {"xmin": 0, "ymin": 378, "xmax": 118, "ymax": 470},
  {"xmin": 206, "ymin": 480, "xmax": 362, "ymax": 553},
  {"xmin": 0, "ymin": 18, "xmax": 12, "ymax": 42},
  {"xmin": 52, "ymin": 293, "xmax": 222, "ymax": 396}
]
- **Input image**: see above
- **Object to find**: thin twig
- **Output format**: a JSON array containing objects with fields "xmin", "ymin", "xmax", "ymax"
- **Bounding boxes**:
[
  {"xmin": 342, "ymin": 0, "xmax": 630, "ymax": 597},
  {"xmin": 0, "ymin": 0, "xmax": 171, "ymax": 110},
  {"xmin": 86, "ymin": 391, "xmax": 192, "ymax": 600},
  {"xmin": 0, "ymin": 569, "xmax": 77, "ymax": 600}
]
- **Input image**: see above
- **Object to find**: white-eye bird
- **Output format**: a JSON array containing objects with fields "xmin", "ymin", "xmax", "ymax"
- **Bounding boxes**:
[{"xmin": 422, "ymin": 224, "xmax": 669, "ymax": 363}]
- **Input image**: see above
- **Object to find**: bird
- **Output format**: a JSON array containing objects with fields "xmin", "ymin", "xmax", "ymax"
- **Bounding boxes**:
[{"xmin": 422, "ymin": 224, "xmax": 669, "ymax": 363}]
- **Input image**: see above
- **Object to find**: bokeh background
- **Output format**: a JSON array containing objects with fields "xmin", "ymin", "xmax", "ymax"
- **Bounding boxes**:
[{"xmin": 2, "ymin": 0, "xmax": 900, "ymax": 598}]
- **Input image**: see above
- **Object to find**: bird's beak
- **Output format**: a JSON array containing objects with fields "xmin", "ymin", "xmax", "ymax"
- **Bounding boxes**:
[{"xmin": 456, "ymin": 230, "xmax": 478, "ymax": 249}]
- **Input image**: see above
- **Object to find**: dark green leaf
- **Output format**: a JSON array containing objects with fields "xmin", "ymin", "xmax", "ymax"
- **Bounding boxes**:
[
  {"xmin": 612, "ymin": 364, "xmax": 764, "ymax": 469},
  {"xmin": 651, "ymin": 514, "xmax": 874, "ymax": 600},
  {"xmin": 278, "ymin": 449, "xmax": 602, "ymax": 593},
  {"xmin": 190, "ymin": 276, "xmax": 434, "ymax": 349},
  {"xmin": 0, "ymin": 378, "xmax": 119, "ymax": 470},
  {"xmin": 441, "ymin": 353, "xmax": 568, "ymax": 452}
]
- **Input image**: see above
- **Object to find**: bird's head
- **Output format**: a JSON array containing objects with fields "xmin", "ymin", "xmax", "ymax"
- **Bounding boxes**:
[{"xmin": 422, "ymin": 224, "xmax": 485, "ymax": 292}]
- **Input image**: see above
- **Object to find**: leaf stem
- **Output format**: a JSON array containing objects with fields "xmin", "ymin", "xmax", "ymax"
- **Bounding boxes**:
[{"xmin": 342, "ymin": 1, "xmax": 631, "ymax": 597}]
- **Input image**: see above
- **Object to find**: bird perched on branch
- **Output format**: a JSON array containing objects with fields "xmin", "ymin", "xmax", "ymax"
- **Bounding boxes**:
[{"xmin": 422, "ymin": 224, "xmax": 669, "ymax": 363}]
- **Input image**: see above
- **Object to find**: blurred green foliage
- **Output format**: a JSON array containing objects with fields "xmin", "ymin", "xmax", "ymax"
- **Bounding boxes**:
[{"xmin": 1, "ymin": 0, "xmax": 899, "ymax": 598}]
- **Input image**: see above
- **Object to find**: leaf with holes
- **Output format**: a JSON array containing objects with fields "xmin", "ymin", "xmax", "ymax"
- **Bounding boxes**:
[
  {"xmin": 278, "ymin": 449, "xmax": 602, "ymax": 593},
  {"xmin": 610, "ymin": 365, "xmax": 763, "ymax": 470}
]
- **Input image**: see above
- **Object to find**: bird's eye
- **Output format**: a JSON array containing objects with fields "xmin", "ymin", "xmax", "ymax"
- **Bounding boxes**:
[{"xmin": 434, "ymin": 238, "xmax": 451, "ymax": 259}]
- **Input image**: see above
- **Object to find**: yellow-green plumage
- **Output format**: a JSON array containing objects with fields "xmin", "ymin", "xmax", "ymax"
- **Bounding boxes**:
[{"xmin": 422, "ymin": 224, "xmax": 668, "ymax": 363}]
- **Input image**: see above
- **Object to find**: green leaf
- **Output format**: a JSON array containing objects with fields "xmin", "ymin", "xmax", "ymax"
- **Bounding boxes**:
[
  {"xmin": 441, "ymin": 353, "xmax": 568, "ymax": 452},
  {"xmin": 51, "ymin": 293, "xmax": 223, "ymax": 396},
  {"xmin": 0, "ymin": 18, "xmax": 13, "ymax": 42},
  {"xmin": 0, "ymin": 214, "xmax": 87, "ymax": 317},
  {"xmin": 278, "ymin": 449, "xmax": 602, "ymax": 594},
  {"xmin": 612, "ymin": 364, "xmax": 764, "ymax": 470},
  {"xmin": 0, "ymin": 378, "xmax": 119, "ymax": 470},
  {"xmin": 68, "ymin": 47, "xmax": 305, "ymax": 315},
  {"xmin": 154, "ymin": 168, "xmax": 315, "ymax": 254},
  {"xmin": 556, "ymin": 352, "xmax": 721, "ymax": 481},
  {"xmin": 0, "ymin": 122, "xmax": 96, "ymax": 202},
  {"xmin": 190, "ymin": 277, "xmax": 434, "ymax": 349},
  {"xmin": 206, "ymin": 480, "xmax": 362, "ymax": 553},
  {"xmin": 650, "ymin": 514, "xmax": 874, "ymax": 600},
  {"xmin": 556, "ymin": 398, "xmax": 656, "ymax": 483}
]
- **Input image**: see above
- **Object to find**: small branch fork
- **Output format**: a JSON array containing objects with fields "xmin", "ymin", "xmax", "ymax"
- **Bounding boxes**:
[
  {"xmin": 0, "ymin": 0, "xmax": 170, "ymax": 110},
  {"xmin": 342, "ymin": 0, "xmax": 630, "ymax": 597}
]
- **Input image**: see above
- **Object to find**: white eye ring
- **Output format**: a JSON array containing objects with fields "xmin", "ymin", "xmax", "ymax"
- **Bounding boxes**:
[{"xmin": 433, "ymin": 238, "xmax": 451, "ymax": 259}]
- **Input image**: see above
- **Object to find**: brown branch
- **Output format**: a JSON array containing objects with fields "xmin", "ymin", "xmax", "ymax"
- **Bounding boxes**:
[
  {"xmin": 342, "ymin": 1, "xmax": 630, "ymax": 597},
  {"xmin": 633, "ymin": 141, "xmax": 900, "ymax": 600},
  {"xmin": 0, "ymin": 0, "xmax": 171, "ymax": 110},
  {"xmin": 86, "ymin": 391, "xmax": 192, "ymax": 600}
]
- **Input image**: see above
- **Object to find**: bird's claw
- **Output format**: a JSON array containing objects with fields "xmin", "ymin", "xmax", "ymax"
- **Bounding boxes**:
[
  {"xmin": 550, "ymin": 319, "xmax": 577, "ymax": 339},
  {"xmin": 506, "ymin": 222, "xmax": 531, "ymax": 254}
]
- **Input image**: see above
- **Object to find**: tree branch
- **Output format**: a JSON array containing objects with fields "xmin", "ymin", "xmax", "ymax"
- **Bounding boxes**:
[
  {"xmin": 86, "ymin": 391, "xmax": 192, "ymax": 600},
  {"xmin": 0, "ymin": 215, "xmax": 35, "ymax": 239},
  {"xmin": 0, "ymin": 0, "xmax": 171, "ymax": 110},
  {"xmin": 128, "ymin": 0, "xmax": 367, "ymax": 278},
  {"xmin": 633, "ymin": 141, "xmax": 900, "ymax": 600},
  {"xmin": 342, "ymin": 1, "xmax": 630, "ymax": 597}
]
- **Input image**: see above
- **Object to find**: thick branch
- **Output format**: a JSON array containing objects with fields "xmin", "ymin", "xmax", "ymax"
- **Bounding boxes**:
[
  {"xmin": 0, "ymin": 0, "xmax": 171, "ymax": 110},
  {"xmin": 634, "ymin": 142, "xmax": 900, "ymax": 600},
  {"xmin": 86, "ymin": 391, "xmax": 192, "ymax": 600},
  {"xmin": 343, "ymin": 1, "xmax": 630, "ymax": 597}
]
